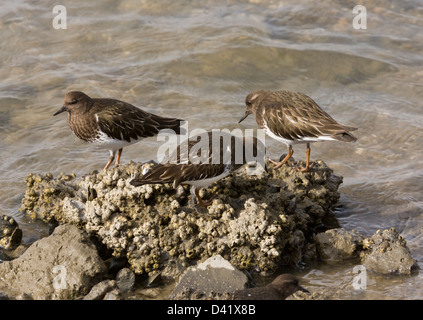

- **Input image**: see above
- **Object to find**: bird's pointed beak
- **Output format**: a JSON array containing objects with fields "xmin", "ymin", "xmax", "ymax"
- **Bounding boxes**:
[
  {"xmin": 238, "ymin": 110, "xmax": 252, "ymax": 124},
  {"xmin": 297, "ymin": 285, "xmax": 309, "ymax": 293},
  {"xmin": 53, "ymin": 105, "xmax": 67, "ymax": 116}
]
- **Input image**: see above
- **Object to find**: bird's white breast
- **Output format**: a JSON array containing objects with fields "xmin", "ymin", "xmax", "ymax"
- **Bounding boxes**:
[
  {"xmin": 263, "ymin": 123, "xmax": 336, "ymax": 146},
  {"xmin": 91, "ymin": 129, "xmax": 141, "ymax": 151}
]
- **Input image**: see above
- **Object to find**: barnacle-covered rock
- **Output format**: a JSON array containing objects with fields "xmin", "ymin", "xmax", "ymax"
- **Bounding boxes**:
[
  {"xmin": 314, "ymin": 228, "xmax": 364, "ymax": 262},
  {"xmin": 20, "ymin": 160, "xmax": 343, "ymax": 277},
  {"xmin": 0, "ymin": 215, "xmax": 22, "ymax": 250},
  {"xmin": 360, "ymin": 228, "xmax": 418, "ymax": 275}
]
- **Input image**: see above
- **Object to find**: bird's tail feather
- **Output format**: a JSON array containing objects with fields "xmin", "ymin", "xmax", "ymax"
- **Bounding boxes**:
[
  {"xmin": 332, "ymin": 131, "xmax": 357, "ymax": 142},
  {"xmin": 154, "ymin": 116, "xmax": 186, "ymax": 135}
]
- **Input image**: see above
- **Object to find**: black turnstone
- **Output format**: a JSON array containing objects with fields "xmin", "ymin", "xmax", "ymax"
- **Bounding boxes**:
[
  {"xmin": 53, "ymin": 91, "xmax": 184, "ymax": 170},
  {"xmin": 231, "ymin": 274, "xmax": 308, "ymax": 300},
  {"xmin": 239, "ymin": 90, "xmax": 357, "ymax": 172},
  {"xmin": 130, "ymin": 132, "xmax": 265, "ymax": 207}
]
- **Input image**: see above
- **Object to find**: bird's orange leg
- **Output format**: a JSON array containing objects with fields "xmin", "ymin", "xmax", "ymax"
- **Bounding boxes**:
[
  {"xmin": 104, "ymin": 151, "xmax": 116, "ymax": 170},
  {"xmin": 270, "ymin": 145, "xmax": 294, "ymax": 169},
  {"xmin": 114, "ymin": 148, "xmax": 123, "ymax": 167},
  {"xmin": 296, "ymin": 143, "xmax": 312, "ymax": 172}
]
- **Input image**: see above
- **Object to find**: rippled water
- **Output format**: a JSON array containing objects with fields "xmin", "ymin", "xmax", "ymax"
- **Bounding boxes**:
[{"xmin": 1, "ymin": 0, "xmax": 422, "ymax": 299}]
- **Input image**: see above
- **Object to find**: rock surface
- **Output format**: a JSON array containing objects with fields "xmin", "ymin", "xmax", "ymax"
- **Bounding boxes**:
[
  {"xmin": 14, "ymin": 160, "xmax": 419, "ymax": 300},
  {"xmin": 315, "ymin": 228, "xmax": 363, "ymax": 262},
  {"xmin": 361, "ymin": 228, "xmax": 418, "ymax": 275},
  {"xmin": 169, "ymin": 255, "xmax": 248, "ymax": 299},
  {"xmin": 83, "ymin": 280, "xmax": 119, "ymax": 300},
  {"xmin": 0, "ymin": 224, "xmax": 106, "ymax": 299},
  {"xmin": 20, "ymin": 160, "xmax": 343, "ymax": 277}
]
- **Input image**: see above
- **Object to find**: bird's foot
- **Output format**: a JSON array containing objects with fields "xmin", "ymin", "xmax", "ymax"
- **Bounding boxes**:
[
  {"xmin": 295, "ymin": 162, "xmax": 314, "ymax": 172},
  {"xmin": 268, "ymin": 158, "xmax": 286, "ymax": 170},
  {"xmin": 197, "ymin": 194, "xmax": 217, "ymax": 208}
]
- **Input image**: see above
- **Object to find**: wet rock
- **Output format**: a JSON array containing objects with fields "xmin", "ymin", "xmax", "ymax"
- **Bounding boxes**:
[
  {"xmin": 361, "ymin": 228, "xmax": 418, "ymax": 275},
  {"xmin": 0, "ymin": 250, "xmax": 11, "ymax": 262},
  {"xmin": 315, "ymin": 228, "xmax": 363, "ymax": 262},
  {"xmin": 287, "ymin": 287, "xmax": 342, "ymax": 300},
  {"xmin": 137, "ymin": 287, "xmax": 161, "ymax": 299},
  {"xmin": 83, "ymin": 280, "xmax": 118, "ymax": 300},
  {"xmin": 0, "ymin": 291, "xmax": 9, "ymax": 300},
  {"xmin": 169, "ymin": 255, "xmax": 248, "ymax": 300},
  {"xmin": 6, "ymin": 244, "xmax": 29, "ymax": 259},
  {"xmin": 15, "ymin": 293, "xmax": 32, "ymax": 300},
  {"xmin": 103, "ymin": 288, "xmax": 121, "ymax": 300},
  {"xmin": 19, "ymin": 160, "xmax": 343, "ymax": 277},
  {"xmin": 0, "ymin": 224, "xmax": 107, "ymax": 299},
  {"xmin": 0, "ymin": 215, "xmax": 22, "ymax": 250},
  {"xmin": 115, "ymin": 268, "xmax": 136, "ymax": 292}
]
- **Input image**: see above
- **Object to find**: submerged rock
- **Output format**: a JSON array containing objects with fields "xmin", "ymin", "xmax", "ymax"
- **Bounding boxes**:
[
  {"xmin": 313, "ymin": 227, "xmax": 418, "ymax": 276},
  {"xmin": 361, "ymin": 228, "xmax": 418, "ymax": 275},
  {"xmin": 20, "ymin": 160, "xmax": 343, "ymax": 277}
]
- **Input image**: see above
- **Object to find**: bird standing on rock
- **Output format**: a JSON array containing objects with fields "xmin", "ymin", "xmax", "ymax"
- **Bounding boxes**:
[
  {"xmin": 239, "ymin": 90, "xmax": 357, "ymax": 172},
  {"xmin": 54, "ymin": 91, "xmax": 185, "ymax": 170}
]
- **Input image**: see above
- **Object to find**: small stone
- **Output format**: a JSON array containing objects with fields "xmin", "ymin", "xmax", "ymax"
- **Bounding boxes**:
[{"xmin": 115, "ymin": 268, "xmax": 136, "ymax": 292}]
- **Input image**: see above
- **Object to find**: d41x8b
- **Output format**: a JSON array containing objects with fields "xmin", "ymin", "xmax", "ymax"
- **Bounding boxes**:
[{"xmin": 211, "ymin": 304, "xmax": 256, "ymax": 315}]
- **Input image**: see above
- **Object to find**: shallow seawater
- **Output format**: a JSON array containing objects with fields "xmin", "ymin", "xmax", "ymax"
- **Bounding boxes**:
[{"xmin": 1, "ymin": 0, "xmax": 422, "ymax": 299}]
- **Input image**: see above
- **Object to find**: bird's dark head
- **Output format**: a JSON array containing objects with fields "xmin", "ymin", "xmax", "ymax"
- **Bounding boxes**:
[
  {"xmin": 238, "ymin": 90, "xmax": 269, "ymax": 124},
  {"xmin": 54, "ymin": 91, "xmax": 91, "ymax": 116}
]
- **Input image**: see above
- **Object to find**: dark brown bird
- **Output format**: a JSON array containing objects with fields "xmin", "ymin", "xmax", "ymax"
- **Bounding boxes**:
[
  {"xmin": 239, "ymin": 90, "xmax": 357, "ymax": 172},
  {"xmin": 53, "ymin": 91, "xmax": 184, "ymax": 170},
  {"xmin": 232, "ymin": 274, "xmax": 309, "ymax": 300},
  {"xmin": 130, "ymin": 131, "xmax": 266, "ymax": 207}
]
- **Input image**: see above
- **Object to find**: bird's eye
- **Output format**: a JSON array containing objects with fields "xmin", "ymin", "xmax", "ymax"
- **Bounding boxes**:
[
  {"xmin": 246, "ymin": 100, "xmax": 252, "ymax": 106},
  {"xmin": 70, "ymin": 99, "xmax": 77, "ymax": 104}
]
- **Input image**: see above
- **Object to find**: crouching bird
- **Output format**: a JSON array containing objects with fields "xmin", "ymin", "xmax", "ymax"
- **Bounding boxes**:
[{"xmin": 130, "ymin": 131, "xmax": 266, "ymax": 207}]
